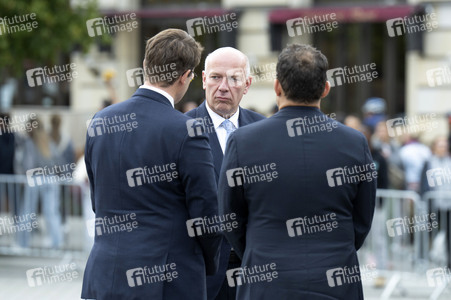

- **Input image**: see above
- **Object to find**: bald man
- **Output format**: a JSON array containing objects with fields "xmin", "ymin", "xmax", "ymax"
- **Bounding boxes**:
[{"xmin": 186, "ymin": 47, "xmax": 265, "ymax": 300}]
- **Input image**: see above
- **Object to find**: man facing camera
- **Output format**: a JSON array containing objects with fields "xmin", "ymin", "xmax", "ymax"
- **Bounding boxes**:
[
  {"xmin": 218, "ymin": 44, "xmax": 376, "ymax": 299},
  {"xmin": 82, "ymin": 29, "xmax": 221, "ymax": 300},
  {"xmin": 186, "ymin": 47, "xmax": 265, "ymax": 300}
]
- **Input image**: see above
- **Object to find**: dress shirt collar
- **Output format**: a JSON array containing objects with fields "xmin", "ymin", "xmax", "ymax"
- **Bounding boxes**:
[
  {"xmin": 139, "ymin": 84, "xmax": 175, "ymax": 108},
  {"xmin": 205, "ymin": 101, "xmax": 240, "ymax": 130}
]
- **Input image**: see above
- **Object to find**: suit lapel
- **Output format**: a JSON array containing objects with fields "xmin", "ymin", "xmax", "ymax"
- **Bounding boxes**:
[{"xmin": 238, "ymin": 109, "xmax": 250, "ymax": 127}]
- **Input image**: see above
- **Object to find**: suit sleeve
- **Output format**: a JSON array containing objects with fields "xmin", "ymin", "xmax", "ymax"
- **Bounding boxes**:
[
  {"xmin": 179, "ymin": 131, "xmax": 222, "ymax": 276},
  {"xmin": 218, "ymin": 135, "xmax": 248, "ymax": 259},
  {"xmin": 353, "ymin": 136, "xmax": 376, "ymax": 250}
]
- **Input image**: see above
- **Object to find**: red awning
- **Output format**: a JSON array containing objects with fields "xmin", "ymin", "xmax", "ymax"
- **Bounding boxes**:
[
  {"xmin": 269, "ymin": 5, "xmax": 417, "ymax": 24},
  {"xmin": 103, "ymin": 8, "xmax": 231, "ymax": 19}
]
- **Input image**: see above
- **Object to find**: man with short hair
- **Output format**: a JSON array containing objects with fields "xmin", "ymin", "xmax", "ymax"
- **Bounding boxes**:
[
  {"xmin": 82, "ymin": 29, "xmax": 221, "ymax": 300},
  {"xmin": 186, "ymin": 47, "xmax": 265, "ymax": 300},
  {"xmin": 218, "ymin": 44, "xmax": 376, "ymax": 299}
]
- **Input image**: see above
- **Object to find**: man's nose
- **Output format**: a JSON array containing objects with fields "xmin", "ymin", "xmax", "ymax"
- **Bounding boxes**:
[{"xmin": 218, "ymin": 77, "xmax": 230, "ymax": 92}]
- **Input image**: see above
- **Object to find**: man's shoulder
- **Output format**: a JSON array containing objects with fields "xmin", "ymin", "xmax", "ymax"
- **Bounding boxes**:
[
  {"xmin": 185, "ymin": 106, "xmax": 201, "ymax": 118},
  {"xmin": 234, "ymin": 113, "xmax": 365, "ymax": 141},
  {"xmin": 185, "ymin": 103, "xmax": 206, "ymax": 119},
  {"xmin": 233, "ymin": 115, "xmax": 273, "ymax": 137},
  {"xmin": 240, "ymin": 107, "xmax": 266, "ymax": 123}
]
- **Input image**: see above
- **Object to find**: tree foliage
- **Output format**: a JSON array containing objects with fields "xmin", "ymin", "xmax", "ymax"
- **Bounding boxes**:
[{"xmin": 0, "ymin": 0, "xmax": 107, "ymax": 77}]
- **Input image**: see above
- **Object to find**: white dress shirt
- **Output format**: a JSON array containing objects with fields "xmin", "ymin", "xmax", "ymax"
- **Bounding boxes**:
[
  {"xmin": 205, "ymin": 102, "xmax": 240, "ymax": 154},
  {"xmin": 139, "ymin": 85, "xmax": 175, "ymax": 108}
]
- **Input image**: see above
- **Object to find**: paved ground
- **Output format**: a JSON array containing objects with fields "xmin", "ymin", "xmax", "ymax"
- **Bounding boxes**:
[{"xmin": 1, "ymin": 255, "xmax": 450, "ymax": 300}]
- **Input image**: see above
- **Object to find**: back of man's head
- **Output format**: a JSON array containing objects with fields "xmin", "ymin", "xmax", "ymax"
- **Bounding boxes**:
[
  {"xmin": 276, "ymin": 44, "xmax": 328, "ymax": 104},
  {"xmin": 144, "ymin": 29, "xmax": 204, "ymax": 87}
]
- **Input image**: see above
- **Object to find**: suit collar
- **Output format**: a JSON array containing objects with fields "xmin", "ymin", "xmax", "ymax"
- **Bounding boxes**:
[
  {"xmin": 278, "ymin": 105, "xmax": 321, "ymax": 113},
  {"xmin": 138, "ymin": 85, "xmax": 174, "ymax": 107},
  {"xmin": 132, "ymin": 88, "xmax": 174, "ymax": 108}
]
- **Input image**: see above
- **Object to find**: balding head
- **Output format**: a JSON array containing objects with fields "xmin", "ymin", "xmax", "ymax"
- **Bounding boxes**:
[{"xmin": 205, "ymin": 47, "xmax": 250, "ymax": 78}]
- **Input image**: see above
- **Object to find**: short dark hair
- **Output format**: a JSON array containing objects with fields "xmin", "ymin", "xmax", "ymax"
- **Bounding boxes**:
[
  {"xmin": 276, "ymin": 44, "xmax": 328, "ymax": 103},
  {"xmin": 144, "ymin": 29, "xmax": 204, "ymax": 87}
]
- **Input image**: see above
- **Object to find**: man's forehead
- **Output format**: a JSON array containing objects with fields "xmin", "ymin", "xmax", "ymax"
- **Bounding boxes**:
[
  {"xmin": 205, "ymin": 66, "xmax": 246, "ymax": 75},
  {"xmin": 205, "ymin": 53, "xmax": 246, "ymax": 70}
]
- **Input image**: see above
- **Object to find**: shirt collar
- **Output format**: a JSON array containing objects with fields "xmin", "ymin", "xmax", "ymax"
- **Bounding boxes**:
[
  {"xmin": 205, "ymin": 101, "xmax": 240, "ymax": 129},
  {"xmin": 139, "ymin": 84, "xmax": 175, "ymax": 108}
]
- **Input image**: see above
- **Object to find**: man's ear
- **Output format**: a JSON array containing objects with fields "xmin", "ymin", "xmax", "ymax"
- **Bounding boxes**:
[
  {"xmin": 274, "ymin": 79, "xmax": 283, "ymax": 96},
  {"xmin": 243, "ymin": 76, "xmax": 252, "ymax": 95},
  {"xmin": 321, "ymin": 81, "xmax": 331, "ymax": 99},
  {"xmin": 142, "ymin": 60, "xmax": 147, "ymax": 80},
  {"xmin": 202, "ymin": 70, "xmax": 207, "ymax": 90},
  {"xmin": 179, "ymin": 70, "xmax": 191, "ymax": 85}
]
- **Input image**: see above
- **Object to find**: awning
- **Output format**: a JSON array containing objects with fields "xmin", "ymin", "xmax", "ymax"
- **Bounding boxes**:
[
  {"xmin": 269, "ymin": 5, "xmax": 417, "ymax": 24},
  {"xmin": 103, "ymin": 8, "xmax": 232, "ymax": 19}
]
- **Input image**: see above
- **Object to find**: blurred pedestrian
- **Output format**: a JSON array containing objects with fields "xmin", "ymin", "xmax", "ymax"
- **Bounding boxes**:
[
  {"xmin": 372, "ymin": 120, "xmax": 404, "ymax": 189},
  {"xmin": 50, "ymin": 114, "xmax": 75, "ymax": 165},
  {"xmin": 420, "ymin": 136, "xmax": 451, "ymax": 268},
  {"xmin": 181, "ymin": 100, "xmax": 198, "ymax": 113},
  {"xmin": 0, "ymin": 113, "xmax": 15, "ymax": 175},
  {"xmin": 0, "ymin": 112, "xmax": 18, "ymax": 217},
  {"xmin": 399, "ymin": 133, "xmax": 431, "ymax": 192},
  {"xmin": 344, "ymin": 114, "xmax": 363, "ymax": 131},
  {"xmin": 18, "ymin": 118, "xmax": 62, "ymax": 249},
  {"xmin": 362, "ymin": 125, "xmax": 388, "ymax": 189},
  {"xmin": 362, "ymin": 97, "xmax": 386, "ymax": 132}
]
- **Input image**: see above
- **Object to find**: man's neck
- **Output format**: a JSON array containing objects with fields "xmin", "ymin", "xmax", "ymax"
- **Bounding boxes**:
[
  {"xmin": 143, "ymin": 81, "xmax": 176, "ymax": 101},
  {"xmin": 142, "ymin": 81, "xmax": 176, "ymax": 107},
  {"xmin": 278, "ymin": 98, "xmax": 320, "ymax": 110}
]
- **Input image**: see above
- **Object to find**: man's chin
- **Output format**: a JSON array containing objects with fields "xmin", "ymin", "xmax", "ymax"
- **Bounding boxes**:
[{"xmin": 214, "ymin": 104, "xmax": 235, "ymax": 118}]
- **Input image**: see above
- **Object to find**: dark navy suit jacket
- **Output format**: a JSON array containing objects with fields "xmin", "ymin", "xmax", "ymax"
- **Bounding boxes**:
[
  {"xmin": 81, "ymin": 89, "xmax": 222, "ymax": 300},
  {"xmin": 186, "ymin": 101, "xmax": 265, "ymax": 299},
  {"xmin": 218, "ymin": 106, "xmax": 376, "ymax": 300}
]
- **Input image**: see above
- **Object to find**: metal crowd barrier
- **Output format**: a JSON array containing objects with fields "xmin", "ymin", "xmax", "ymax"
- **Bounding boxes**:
[
  {"xmin": 360, "ymin": 189, "xmax": 451, "ymax": 299},
  {"xmin": 360, "ymin": 189, "xmax": 424, "ymax": 299},
  {"xmin": 0, "ymin": 174, "xmax": 91, "ymax": 261},
  {"xmin": 422, "ymin": 191, "xmax": 451, "ymax": 300}
]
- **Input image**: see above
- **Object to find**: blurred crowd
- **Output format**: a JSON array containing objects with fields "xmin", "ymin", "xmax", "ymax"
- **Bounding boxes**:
[
  {"xmin": 0, "ymin": 113, "xmax": 77, "ymax": 249},
  {"xmin": 343, "ymin": 97, "xmax": 450, "ymax": 197}
]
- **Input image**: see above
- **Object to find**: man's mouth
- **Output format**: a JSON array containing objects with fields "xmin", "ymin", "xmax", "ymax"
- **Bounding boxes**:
[{"xmin": 216, "ymin": 97, "xmax": 230, "ymax": 102}]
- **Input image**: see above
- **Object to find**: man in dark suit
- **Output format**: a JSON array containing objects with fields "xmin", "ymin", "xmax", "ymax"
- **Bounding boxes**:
[
  {"xmin": 218, "ymin": 44, "xmax": 376, "ymax": 299},
  {"xmin": 81, "ymin": 29, "xmax": 221, "ymax": 300},
  {"xmin": 186, "ymin": 47, "xmax": 265, "ymax": 300}
]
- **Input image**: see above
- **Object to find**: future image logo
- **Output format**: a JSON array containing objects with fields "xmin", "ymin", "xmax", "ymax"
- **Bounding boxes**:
[
  {"xmin": 327, "ymin": 63, "xmax": 378, "ymax": 87},
  {"xmin": 326, "ymin": 163, "xmax": 377, "ymax": 187},
  {"xmin": 186, "ymin": 13, "xmax": 238, "ymax": 37},
  {"xmin": 226, "ymin": 263, "xmax": 278, "ymax": 287},
  {"xmin": 126, "ymin": 263, "xmax": 178, "ymax": 287},
  {"xmin": 86, "ymin": 13, "xmax": 138, "ymax": 37},
  {"xmin": 226, "ymin": 163, "xmax": 278, "ymax": 187},
  {"xmin": 386, "ymin": 14, "xmax": 438, "ymax": 37}
]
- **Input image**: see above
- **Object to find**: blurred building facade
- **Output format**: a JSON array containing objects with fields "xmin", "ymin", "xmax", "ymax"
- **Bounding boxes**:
[{"xmin": 7, "ymin": 0, "xmax": 451, "ymax": 150}]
